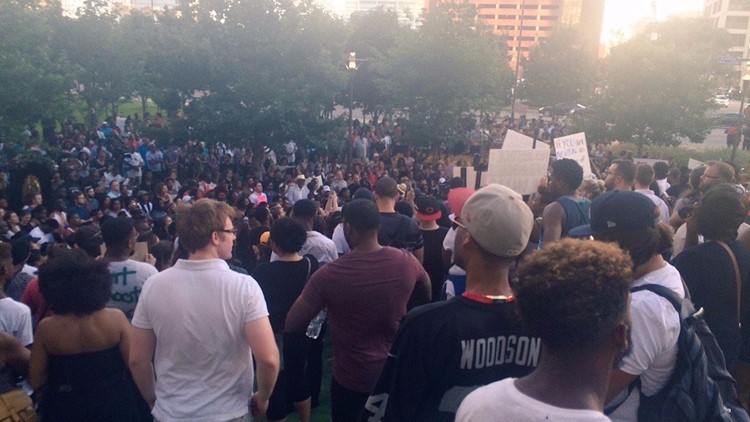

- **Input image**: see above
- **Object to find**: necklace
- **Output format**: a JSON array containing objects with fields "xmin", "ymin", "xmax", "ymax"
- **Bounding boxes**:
[{"xmin": 462, "ymin": 291, "xmax": 515, "ymax": 303}]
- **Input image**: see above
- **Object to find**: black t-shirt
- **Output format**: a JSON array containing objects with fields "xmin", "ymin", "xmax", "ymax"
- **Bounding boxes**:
[
  {"xmin": 673, "ymin": 240, "xmax": 750, "ymax": 367},
  {"xmin": 421, "ymin": 227, "xmax": 449, "ymax": 301},
  {"xmin": 252, "ymin": 255, "xmax": 319, "ymax": 333},
  {"xmin": 361, "ymin": 296, "xmax": 539, "ymax": 422},
  {"xmin": 378, "ymin": 212, "xmax": 423, "ymax": 252}
]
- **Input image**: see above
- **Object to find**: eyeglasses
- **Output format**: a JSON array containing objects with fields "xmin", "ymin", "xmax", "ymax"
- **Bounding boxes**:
[{"xmin": 218, "ymin": 228, "xmax": 237, "ymax": 235}]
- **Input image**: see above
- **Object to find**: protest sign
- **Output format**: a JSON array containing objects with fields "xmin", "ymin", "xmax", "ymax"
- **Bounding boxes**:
[
  {"xmin": 452, "ymin": 167, "xmax": 485, "ymax": 190},
  {"xmin": 502, "ymin": 130, "xmax": 549, "ymax": 150},
  {"xmin": 553, "ymin": 132, "xmax": 591, "ymax": 176},
  {"xmin": 485, "ymin": 148, "xmax": 550, "ymax": 195}
]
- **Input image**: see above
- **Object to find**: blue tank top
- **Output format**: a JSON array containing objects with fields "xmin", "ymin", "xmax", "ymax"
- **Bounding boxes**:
[{"xmin": 556, "ymin": 196, "xmax": 591, "ymax": 236}]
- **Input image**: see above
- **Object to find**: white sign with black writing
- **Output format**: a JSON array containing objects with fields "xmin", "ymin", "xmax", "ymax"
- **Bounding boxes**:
[{"xmin": 553, "ymin": 132, "xmax": 591, "ymax": 176}]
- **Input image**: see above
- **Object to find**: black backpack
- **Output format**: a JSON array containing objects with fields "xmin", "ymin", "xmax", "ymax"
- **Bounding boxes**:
[{"xmin": 631, "ymin": 284, "xmax": 750, "ymax": 422}]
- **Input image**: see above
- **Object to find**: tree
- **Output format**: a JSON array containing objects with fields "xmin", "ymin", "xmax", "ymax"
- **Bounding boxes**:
[
  {"xmin": 380, "ymin": 2, "xmax": 513, "ymax": 148},
  {"xmin": 344, "ymin": 7, "xmax": 407, "ymax": 123},
  {"xmin": 0, "ymin": 0, "xmax": 73, "ymax": 143},
  {"xmin": 580, "ymin": 17, "xmax": 729, "ymax": 153},
  {"xmin": 522, "ymin": 28, "xmax": 596, "ymax": 106}
]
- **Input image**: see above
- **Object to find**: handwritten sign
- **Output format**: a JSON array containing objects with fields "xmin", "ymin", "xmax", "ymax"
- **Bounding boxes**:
[
  {"xmin": 554, "ymin": 132, "xmax": 591, "ymax": 176},
  {"xmin": 502, "ymin": 130, "xmax": 550, "ymax": 150},
  {"xmin": 485, "ymin": 149, "xmax": 550, "ymax": 195}
]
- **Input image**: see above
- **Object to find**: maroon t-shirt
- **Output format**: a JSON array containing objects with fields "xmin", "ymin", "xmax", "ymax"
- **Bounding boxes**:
[{"xmin": 300, "ymin": 246, "xmax": 430, "ymax": 392}]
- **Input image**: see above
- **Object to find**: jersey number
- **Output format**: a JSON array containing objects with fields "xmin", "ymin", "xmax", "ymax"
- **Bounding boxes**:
[{"xmin": 364, "ymin": 393, "xmax": 389, "ymax": 422}]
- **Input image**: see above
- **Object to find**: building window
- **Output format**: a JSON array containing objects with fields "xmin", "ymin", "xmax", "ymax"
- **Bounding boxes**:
[
  {"xmin": 729, "ymin": 0, "xmax": 750, "ymax": 11},
  {"xmin": 498, "ymin": 14, "xmax": 516, "ymax": 19},
  {"xmin": 521, "ymin": 25, "xmax": 536, "ymax": 30},
  {"xmin": 478, "ymin": 4, "xmax": 496, "ymax": 9},
  {"xmin": 498, "ymin": 4, "xmax": 515, "ymax": 8},
  {"xmin": 519, "ymin": 36, "xmax": 535, "ymax": 41},
  {"xmin": 497, "ymin": 25, "xmax": 515, "ymax": 30},
  {"xmin": 540, "ymin": 15, "xmax": 558, "ymax": 20},
  {"xmin": 731, "ymin": 33, "xmax": 747, "ymax": 47},
  {"xmin": 726, "ymin": 15, "xmax": 749, "ymax": 29},
  {"xmin": 479, "ymin": 14, "xmax": 495, "ymax": 19},
  {"xmin": 541, "ymin": 4, "xmax": 560, "ymax": 9},
  {"xmin": 538, "ymin": 26, "xmax": 552, "ymax": 31}
]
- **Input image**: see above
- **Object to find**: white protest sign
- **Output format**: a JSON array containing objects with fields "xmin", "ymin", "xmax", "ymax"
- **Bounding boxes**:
[
  {"xmin": 485, "ymin": 148, "xmax": 550, "ymax": 195},
  {"xmin": 502, "ymin": 130, "xmax": 550, "ymax": 150},
  {"xmin": 452, "ymin": 167, "xmax": 486, "ymax": 190},
  {"xmin": 688, "ymin": 159, "xmax": 704, "ymax": 170},
  {"xmin": 633, "ymin": 158, "xmax": 668, "ymax": 167},
  {"xmin": 553, "ymin": 132, "xmax": 591, "ymax": 176}
]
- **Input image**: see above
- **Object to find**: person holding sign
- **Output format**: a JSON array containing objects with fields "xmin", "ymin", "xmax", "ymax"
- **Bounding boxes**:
[{"xmin": 541, "ymin": 159, "xmax": 590, "ymax": 246}]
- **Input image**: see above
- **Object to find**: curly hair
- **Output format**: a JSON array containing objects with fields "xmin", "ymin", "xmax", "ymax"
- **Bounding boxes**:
[
  {"xmin": 38, "ymin": 248, "xmax": 112, "ymax": 316},
  {"xmin": 551, "ymin": 159, "xmax": 584, "ymax": 191},
  {"xmin": 270, "ymin": 217, "xmax": 307, "ymax": 254},
  {"xmin": 515, "ymin": 239, "xmax": 632, "ymax": 351},
  {"xmin": 692, "ymin": 184, "xmax": 746, "ymax": 242}
]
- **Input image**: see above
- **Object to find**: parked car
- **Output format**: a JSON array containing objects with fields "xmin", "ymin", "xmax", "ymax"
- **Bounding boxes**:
[
  {"xmin": 538, "ymin": 103, "xmax": 587, "ymax": 117},
  {"xmin": 715, "ymin": 112, "xmax": 744, "ymax": 127},
  {"xmin": 714, "ymin": 95, "xmax": 730, "ymax": 107}
]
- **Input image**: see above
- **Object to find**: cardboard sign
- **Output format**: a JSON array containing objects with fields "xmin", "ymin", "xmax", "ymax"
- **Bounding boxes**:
[
  {"xmin": 485, "ymin": 148, "xmax": 550, "ymax": 195},
  {"xmin": 502, "ymin": 130, "xmax": 550, "ymax": 150},
  {"xmin": 553, "ymin": 132, "xmax": 592, "ymax": 176},
  {"xmin": 688, "ymin": 159, "xmax": 704, "ymax": 170}
]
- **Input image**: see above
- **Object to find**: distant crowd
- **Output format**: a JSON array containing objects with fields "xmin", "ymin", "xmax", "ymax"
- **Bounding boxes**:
[{"xmin": 2, "ymin": 113, "xmax": 750, "ymax": 422}]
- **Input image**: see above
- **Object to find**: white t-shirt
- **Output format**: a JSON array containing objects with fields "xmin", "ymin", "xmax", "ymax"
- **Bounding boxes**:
[
  {"xmin": 0, "ymin": 298, "xmax": 33, "ymax": 347},
  {"xmin": 29, "ymin": 227, "xmax": 54, "ymax": 244},
  {"xmin": 457, "ymin": 378, "xmax": 611, "ymax": 422},
  {"xmin": 271, "ymin": 231, "xmax": 338, "ymax": 265},
  {"xmin": 107, "ymin": 259, "xmax": 158, "ymax": 320},
  {"xmin": 332, "ymin": 223, "xmax": 349, "ymax": 255},
  {"xmin": 132, "ymin": 259, "xmax": 269, "ymax": 422},
  {"xmin": 442, "ymin": 226, "xmax": 466, "ymax": 277},
  {"xmin": 608, "ymin": 263, "xmax": 684, "ymax": 422}
]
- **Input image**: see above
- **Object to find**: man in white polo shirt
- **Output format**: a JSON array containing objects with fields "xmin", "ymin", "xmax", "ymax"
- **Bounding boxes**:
[{"xmin": 130, "ymin": 199, "xmax": 279, "ymax": 422}]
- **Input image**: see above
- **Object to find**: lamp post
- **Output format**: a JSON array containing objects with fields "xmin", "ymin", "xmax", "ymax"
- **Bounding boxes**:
[
  {"xmin": 346, "ymin": 52, "xmax": 359, "ymax": 163},
  {"xmin": 731, "ymin": 74, "xmax": 750, "ymax": 163},
  {"xmin": 509, "ymin": 0, "xmax": 526, "ymax": 122}
]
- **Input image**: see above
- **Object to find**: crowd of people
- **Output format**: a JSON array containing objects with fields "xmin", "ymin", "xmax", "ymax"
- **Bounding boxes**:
[{"xmin": 1, "ymin": 113, "xmax": 750, "ymax": 422}]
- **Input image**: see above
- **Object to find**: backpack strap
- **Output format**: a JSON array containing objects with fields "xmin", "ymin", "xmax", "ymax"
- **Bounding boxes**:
[
  {"xmin": 715, "ymin": 240, "xmax": 742, "ymax": 329},
  {"xmin": 630, "ymin": 283, "xmax": 698, "ymax": 321},
  {"xmin": 605, "ymin": 284, "xmax": 689, "ymax": 416}
]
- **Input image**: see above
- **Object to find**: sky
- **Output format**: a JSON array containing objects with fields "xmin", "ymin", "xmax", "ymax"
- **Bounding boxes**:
[{"xmin": 601, "ymin": 0, "xmax": 703, "ymax": 47}]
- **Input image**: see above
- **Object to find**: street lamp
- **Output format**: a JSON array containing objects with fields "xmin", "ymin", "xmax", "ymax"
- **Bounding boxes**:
[
  {"xmin": 731, "ymin": 74, "xmax": 750, "ymax": 163},
  {"xmin": 509, "ymin": 0, "xmax": 526, "ymax": 122},
  {"xmin": 346, "ymin": 52, "xmax": 358, "ymax": 162}
]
